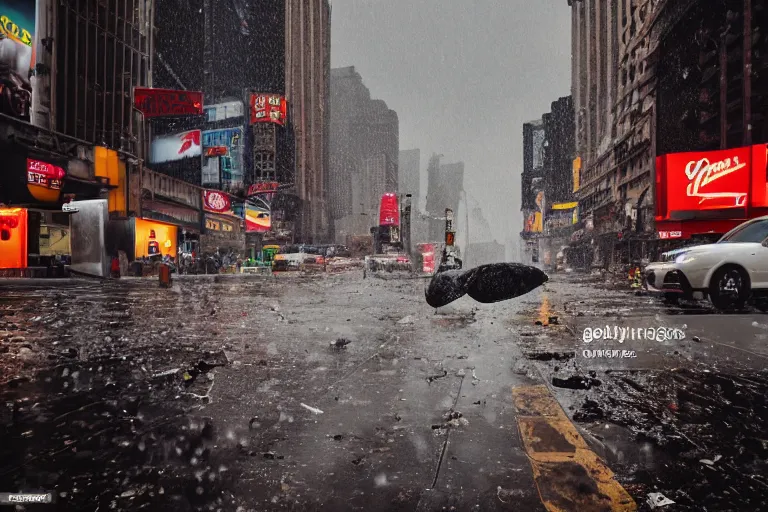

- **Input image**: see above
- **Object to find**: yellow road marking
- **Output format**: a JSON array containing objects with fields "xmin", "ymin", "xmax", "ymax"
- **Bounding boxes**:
[{"xmin": 513, "ymin": 385, "xmax": 637, "ymax": 512}]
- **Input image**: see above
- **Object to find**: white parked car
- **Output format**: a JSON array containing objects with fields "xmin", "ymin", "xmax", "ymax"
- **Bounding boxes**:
[{"xmin": 644, "ymin": 215, "xmax": 768, "ymax": 311}]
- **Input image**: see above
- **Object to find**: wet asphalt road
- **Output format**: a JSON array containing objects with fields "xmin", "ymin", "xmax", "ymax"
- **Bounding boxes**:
[{"xmin": 0, "ymin": 271, "xmax": 767, "ymax": 511}]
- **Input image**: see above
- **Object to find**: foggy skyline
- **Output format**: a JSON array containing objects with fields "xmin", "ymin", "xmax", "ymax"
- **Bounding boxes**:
[{"xmin": 330, "ymin": 0, "xmax": 571, "ymax": 252}]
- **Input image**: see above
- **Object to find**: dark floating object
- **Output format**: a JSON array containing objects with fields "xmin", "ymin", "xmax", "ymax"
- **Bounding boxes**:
[{"xmin": 425, "ymin": 263, "xmax": 549, "ymax": 308}]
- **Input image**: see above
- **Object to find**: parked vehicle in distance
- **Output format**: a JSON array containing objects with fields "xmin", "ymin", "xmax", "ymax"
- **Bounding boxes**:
[{"xmin": 644, "ymin": 215, "xmax": 768, "ymax": 311}]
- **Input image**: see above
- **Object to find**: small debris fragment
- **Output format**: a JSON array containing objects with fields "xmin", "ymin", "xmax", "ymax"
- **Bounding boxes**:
[
  {"xmin": 333, "ymin": 434, "xmax": 343, "ymax": 441},
  {"xmin": 548, "ymin": 316, "xmax": 558, "ymax": 325},
  {"xmin": 397, "ymin": 315, "xmax": 415, "ymax": 325},
  {"xmin": 426, "ymin": 370, "xmax": 448, "ymax": 383},
  {"xmin": 646, "ymin": 492, "xmax": 675, "ymax": 509},
  {"xmin": 692, "ymin": 336, "xmax": 701, "ymax": 342},
  {"xmin": 263, "ymin": 452, "xmax": 276, "ymax": 459},
  {"xmin": 300, "ymin": 403, "xmax": 324, "ymax": 415}
]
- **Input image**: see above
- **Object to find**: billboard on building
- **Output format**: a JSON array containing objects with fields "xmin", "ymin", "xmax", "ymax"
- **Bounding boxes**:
[
  {"xmin": 204, "ymin": 101, "xmax": 244, "ymax": 122},
  {"xmin": 655, "ymin": 145, "xmax": 768, "ymax": 220},
  {"xmin": 573, "ymin": 157, "xmax": 581, "ymax": 193},
  {"xmin": 150, "ymin": 130, "xmax": 202, "ymax": 164},
  {"xmin": 134, "ymin": 88, "xmax": 203, "ymax": 118},
  {"xmin": 0, "ymin": 1, "xmax": 37, "ymax": 122},
  {"xmin": 202, "ymin": 128, "xmax": 243, "ymax": 184},
  {"xmin": 245, "ymin": 202, "xmax": 270, "ymax": 232},
  {"xmin": 249, "ymin": 93, "xmax": 287, "ymax": 126}
]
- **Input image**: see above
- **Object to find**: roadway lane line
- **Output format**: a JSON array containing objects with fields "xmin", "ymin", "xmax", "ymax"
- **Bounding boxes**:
[{"xmin": 512, "ymin": 385, "xmax": 637, "ymax": 511}]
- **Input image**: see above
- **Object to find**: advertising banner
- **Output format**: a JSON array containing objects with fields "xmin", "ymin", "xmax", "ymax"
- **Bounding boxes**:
[
  {"xmin": 134, "ymin": 88, "xmax": 203, "ymax": 118},
  {"xmin": 249, "ymin": 93, "xmax": 287, "ymax": 126},
  {"xmin": 202, "ymin": 189, "xmax": 232, "ymax": 214},
  {"xmin": 379, "ymin": 193, "xmax": 399, "ymax": 226},
  {"xmin": 245, "ymin": 202, "xmax": 270, "ymax": 232},
  {"xmin": 202, "ymin": 128, "xmax": 243, "ymax": 184},
  {"xmin": 0, "ymin": 1, "xmax": 36, "ymax": 122},
  {"xmin": 150, "ymin": 130, "xmax": 202, "ymax": 164}
]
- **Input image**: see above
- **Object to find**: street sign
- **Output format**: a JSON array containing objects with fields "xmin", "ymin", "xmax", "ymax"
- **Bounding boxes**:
[{"xmin": 62, "ymin": 202, "xmax": 79, "ymax": 213}]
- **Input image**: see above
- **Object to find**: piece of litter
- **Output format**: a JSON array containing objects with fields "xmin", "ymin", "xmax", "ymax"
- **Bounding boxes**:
[
  {"xmin": 646, "ymin": 492, "xmax": 675, "ymax": 509},
  {"xmin": 300, "ymin": 403, "xmax": 324, "ymax": 415}
]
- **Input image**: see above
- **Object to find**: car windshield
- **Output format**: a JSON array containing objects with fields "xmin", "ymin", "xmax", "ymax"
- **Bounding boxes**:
[{"xmin": 718, "ymin": 219, "xmax": 768, "ymax": 243}]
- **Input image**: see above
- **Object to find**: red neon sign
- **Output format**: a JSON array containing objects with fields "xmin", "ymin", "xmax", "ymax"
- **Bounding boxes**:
[
  {"xmin": 249, "ymin": 94, "xmax": 287, "ymax": 126},
  {"xmin": 134, "ymin": 88, "xmax": 204, "ymax": 118},
  {"xmin": 656, "ymin": 146, "xmax": 753, "ymax": 220},
  {"xmin": 27, "ymin": 159, "xmax": 65, "ymax": 190},
  {"xmin": 205, "ymin": 146, "xmax": 228, "ymax": 157}
]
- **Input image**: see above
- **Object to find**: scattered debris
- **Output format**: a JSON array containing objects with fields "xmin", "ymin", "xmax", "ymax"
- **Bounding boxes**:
[
  {"xmin": 646, "ymin": 492, "xmax": 675, "ymax": 509},
  {"xmin": 692, "ymin": 336, "xmax": 701, "ymax": 342},
  {"xmin": 331, "ymin": 338, "xmax": 352, "ymax": 349},
  {"xmin": 426, "ymin": 370, "xmax": 448, "ymax": 383},
  {"xmin": 528, "ymin": 351, "xmax": 574, "ymax": 362},
  {"xmin": 700, "ymin": 455, "xmax": 722, "ymax": 465},
  {"xmin": 300, "ymin": 403, "xmax": 324, "ymax": 415},
  {"xmin": 333, "ymin": 434, "xmax": 343, "ymax": 441},
  {"xmin": 548, "ymin": 316, "xmax": 559, "ymax": 325},
  {"xmin": 397, "ymin": 315, "xmax": 415, "ymax": 325},
  {"xmin": 551, "ymin": 375, "xmax": 602, "ymax": 390}
]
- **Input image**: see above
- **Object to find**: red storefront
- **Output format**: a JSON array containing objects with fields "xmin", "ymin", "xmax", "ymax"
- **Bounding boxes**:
[{"xmin": 655, "ymin": 144, "xmax": 768, "ymax": 241}]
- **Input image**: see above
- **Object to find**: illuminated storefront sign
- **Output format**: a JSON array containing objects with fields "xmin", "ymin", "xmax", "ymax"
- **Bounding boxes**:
[
  {"xmin": 26, "ymin": 159, "xmax": 65, "ymax": 203},
  {"xmin": 0, "ymin": 208, "xmax": 28, "ymax": 269}
]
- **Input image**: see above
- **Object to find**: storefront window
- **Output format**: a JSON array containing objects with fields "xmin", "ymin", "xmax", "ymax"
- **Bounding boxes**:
[
  {"xmin": 39, "ymin": 225, "xmax": 71, "ymax": 256},
  {"xmin": 135, "ymin": 218, "xmax": 178, "ymax": 258}
]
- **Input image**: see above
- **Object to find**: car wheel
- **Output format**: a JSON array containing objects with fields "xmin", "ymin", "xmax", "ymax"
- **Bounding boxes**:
[{"xmin": 709, "ymin": 266, "xmax": 749, "ymax": 311}]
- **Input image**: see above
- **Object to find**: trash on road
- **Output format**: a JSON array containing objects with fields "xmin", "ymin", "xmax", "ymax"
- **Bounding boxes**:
[
  {"xmin": 300, "ymin": 403, "xmax": 324, "ymax": 415},
  {"xmin": 646, "ymin": 492, "xmax": 675, "ymax": 508},
  {"xmin": 397, "ymin": 315, "xmax": 415, "ymax": 325},
  {"xmin": 699, "ymin": 455, "xmax": 722, "ymax": 465}
]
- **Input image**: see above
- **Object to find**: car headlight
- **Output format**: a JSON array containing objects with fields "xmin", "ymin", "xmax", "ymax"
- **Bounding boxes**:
[{"xmin": 675, "ymin": 253, "xmax": 695, "ymax": 264}]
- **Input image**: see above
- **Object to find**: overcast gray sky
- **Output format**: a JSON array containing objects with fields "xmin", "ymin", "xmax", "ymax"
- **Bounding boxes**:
[{"xmin": 330, "ymin": 0, "xmax": 571, "ymax": 255}]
